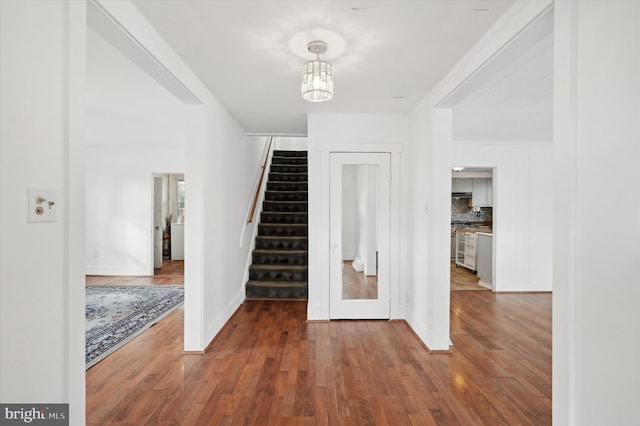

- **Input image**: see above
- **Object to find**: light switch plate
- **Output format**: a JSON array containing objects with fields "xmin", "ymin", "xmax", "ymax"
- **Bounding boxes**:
[{"xmin": 28, "ymin": 187, "xmax": 58, "ymax": 223}]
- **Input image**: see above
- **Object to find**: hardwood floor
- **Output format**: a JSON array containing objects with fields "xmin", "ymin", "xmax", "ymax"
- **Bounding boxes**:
[
  {"xmin": 342, "ymin": 261, "xmax": 378, "ymax": 299},
  {"xmin": 86, "ymin": 260, "xmax": 184, "ymax": 286},
  {"xmin": 86, "ymin": 292, "xmax": 552, "ymax": 424},
  {"xmin": 450, "ymin": 260, "xmax": 488, "ymax": 291}
]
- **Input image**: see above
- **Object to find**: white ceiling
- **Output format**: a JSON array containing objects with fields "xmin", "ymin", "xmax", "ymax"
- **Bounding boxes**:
[
  {"xmin": 452, "ymin": 32, "xmax": 553, "ymax": 142},
  {"xmin": 131, "ymin": 0, "xmax": 517, "ymax": 135}
]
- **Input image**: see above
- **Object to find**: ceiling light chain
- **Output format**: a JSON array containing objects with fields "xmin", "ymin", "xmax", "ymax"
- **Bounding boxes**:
[{"xmin": 301, "ymin": 40, "xmax": 334, "ymax": 102}]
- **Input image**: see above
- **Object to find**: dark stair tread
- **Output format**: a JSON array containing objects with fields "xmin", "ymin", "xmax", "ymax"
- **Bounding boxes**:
[
  {"xmin": 262, "ymin": 201, "xmax": 308, "ymax": 210},
  {"xmin": 273, "ymin": 150, "xmax": 307, "ymax": 156},
  {"xmin": 260, "ymin": 213, "xmax": 308, "ymax": 224},
  {"xmin": 263, "ymin": 200, "xmax": 307, "ymax": 204},
  {"xmin": 249, "ymin": 264, "xmax": 308, "ymax": 271},
  {"xmin": 259, "ymin": 223, "xmax": 307, "ymax": 227},
  {"xmin": 255, "ymin": 236, "xmax": 307, "ymax": 240},
  {"xmin": 269, "ymin": 172, "xmax": 308, "ymax": 175},
  {"xmin": 253, "ymin": 249, "xmax": 307, "ymax": 254},
  {"xmin": 246, "ymin": 280, "xmax": 307, "ymax": 288},
  {"xmin": 264, "ymin": 191, "xmax": 308, "ymax": 201},
  {"xmin": 266, "ymin": 191, "xmax": 308, "ymax": 194},
  {"xmin": 269, "ymin": 181, "xmax": 308, "ymax": 183},
  {"xmin": 270, "ymin": 165, "xmax": 308, "ymax": 169},
  {"xmin": 262, "ymin": 211, "xmax": 308, "ymax": 215}
]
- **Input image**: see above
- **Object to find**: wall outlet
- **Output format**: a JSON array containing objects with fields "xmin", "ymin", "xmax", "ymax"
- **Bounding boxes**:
[{"xmin": 28, "ymin": 187, "xmax": 58, "ymax": 223}]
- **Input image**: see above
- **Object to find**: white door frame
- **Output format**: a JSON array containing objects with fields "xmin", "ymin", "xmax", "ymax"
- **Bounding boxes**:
[
  {"xmin": 153, "ymin": 176, "xmax": 164, "ymax": 271},
  {"xmin": 329, "ymin": 153, "xmax": 391, "ymax": 319},
  {"xmin": 317, "ymin": 143, "xmax": 403, "ymax": 320}
]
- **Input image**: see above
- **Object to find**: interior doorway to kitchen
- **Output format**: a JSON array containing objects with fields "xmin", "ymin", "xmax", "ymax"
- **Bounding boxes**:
[{"xmin": 450, "ymin": 167, "xmax": 494, "ymax": 291}]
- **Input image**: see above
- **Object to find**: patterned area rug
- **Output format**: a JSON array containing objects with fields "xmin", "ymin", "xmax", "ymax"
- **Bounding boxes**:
[{"xmin": 86, "ymin": 285, "xmax": 184, "ymax": 369}]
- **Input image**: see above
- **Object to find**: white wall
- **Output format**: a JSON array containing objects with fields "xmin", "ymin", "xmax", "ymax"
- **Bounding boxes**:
[
  {"xmin": 451, "ymin": 141, "xmax": 552, "ymax": 292},
  {"xmin": 358, "ymin": 165, "xmax": 378, "ymax": 276},
  {"xmin": 0, "ymin": 0, "xmax": 86, "ymax": 422},
  {"xmin": 85, "ymin": 148, "xmax": 184, "ymax": 275},
  {"xmin": 307, "ymin": 114, "xmax": 406, "ymax": 320},
  {"xmin": 554, "ymin": 1, "xmax": 640, "ymax": 424},
  {"xmin": 197, "ymin": 111, "xmax": 263, "ymax": 344},
  {"xmin": 274, "ymin": 136, "xmax": 308, "ymax": 151},
  {"xmin": 342, "ymin": 166, "xmax": 358, "ymax": 260}
]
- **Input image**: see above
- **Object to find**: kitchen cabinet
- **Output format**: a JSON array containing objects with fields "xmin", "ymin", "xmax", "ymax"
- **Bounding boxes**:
[
  {"xmin": 455, "ymin": 230, "xmax": 477, "ymax": 271},
  {"xmin": 472, "ymin": 178, "xmax": 493, "ymax": 207},
  {"xmin": 452, "ymin": 178, "xmax": 472, "ymax": 193},
  {"xmin": 476, "ymin": 233, "xmax": 493, "ymax": 289}
]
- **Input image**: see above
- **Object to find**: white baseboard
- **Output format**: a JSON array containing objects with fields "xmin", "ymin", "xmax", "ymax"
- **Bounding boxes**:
[
  {"xmin": 404, "ymin": 307, "xmax": 451, "ymax": 352},
  {"xmin": 478, "ymin": 280, "xmax": 493, "ymax": 290},
  {"xmin": 204, "ymin": 286, "xmax": 245, "ymax": 350}
]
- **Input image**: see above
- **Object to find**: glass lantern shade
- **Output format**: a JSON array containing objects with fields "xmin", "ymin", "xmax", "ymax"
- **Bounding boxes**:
[{"xmin": 301, "ymin": 59, "xmax": 334, "ymax": 102}]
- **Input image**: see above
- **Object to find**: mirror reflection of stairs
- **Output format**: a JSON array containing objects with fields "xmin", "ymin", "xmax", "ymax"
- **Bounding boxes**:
[{"xmin": 246, "ymin": 150, "xmax": 308, "ymax": 299}]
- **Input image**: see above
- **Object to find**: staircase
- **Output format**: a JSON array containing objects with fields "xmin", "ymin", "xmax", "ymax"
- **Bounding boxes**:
[{"xmin": 246, "ymin": 150, "xmax": 308, "ymax": 299}]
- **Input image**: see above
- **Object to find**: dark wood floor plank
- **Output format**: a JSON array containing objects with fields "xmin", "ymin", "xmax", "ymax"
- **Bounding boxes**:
[
  {"xmin": 87, "ymin": 291, "xmax": 552, "ymax": 425},
  {"xmin": 86, "ymin": 260, "xmax": 184, "ymax": 286}
]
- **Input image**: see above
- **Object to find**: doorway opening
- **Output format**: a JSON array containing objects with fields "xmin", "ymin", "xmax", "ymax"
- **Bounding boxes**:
[
  {"xmin": 153, "ymin": 173, "xmax": 185, "ymax": 277},
  {"xmin": 450, "ymin": 167, "xmax": 494, "ymax": 291}
]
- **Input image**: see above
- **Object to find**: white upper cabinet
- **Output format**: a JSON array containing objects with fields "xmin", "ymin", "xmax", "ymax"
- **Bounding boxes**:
[
  {"xmin": 452, "ymin": 178, "xmax": 472, "ymax": 193},
  {"xmin": 472, "ymin": 178, "xmax": 493, "ymax": 207},
  {"xmin": 472, "ymin": 178, "xmax": 487, "ymax": 207},
  {"xmin": 453, "ymin": 177, "xmax": 493, "ymax": 207}
]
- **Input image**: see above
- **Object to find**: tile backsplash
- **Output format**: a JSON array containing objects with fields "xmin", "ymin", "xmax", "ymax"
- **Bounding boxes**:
[{"xmin": 451, "ymin": 197, "xmax": 493, "ymax": 223}]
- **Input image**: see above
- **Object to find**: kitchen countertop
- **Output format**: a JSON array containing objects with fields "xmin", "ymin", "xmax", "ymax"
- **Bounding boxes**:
[{"xmin": 455, "ymin": 227, "xmax": 492, "ymax": 234}]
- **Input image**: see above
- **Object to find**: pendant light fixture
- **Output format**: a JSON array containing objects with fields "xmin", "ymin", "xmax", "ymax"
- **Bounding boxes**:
[{"xmin": 301, "ymin": 41, "xmax": 334, "ymax": 102}]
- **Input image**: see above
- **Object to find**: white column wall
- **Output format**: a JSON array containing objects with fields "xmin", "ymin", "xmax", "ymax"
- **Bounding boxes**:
[
  {"xmin": 0, "ymin": 0, "xmax": 86, "ymax": 422},
  {"xmin": 554, "ymin": 1, "xmax": 640, "ymax": 424},
  {"xmin": 179, "ymin": 81, "xmax": 264, "ymax": 352},
  {"xmin": 404, "ymin": 102, "xmax": 434, "ymax": 345}
]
